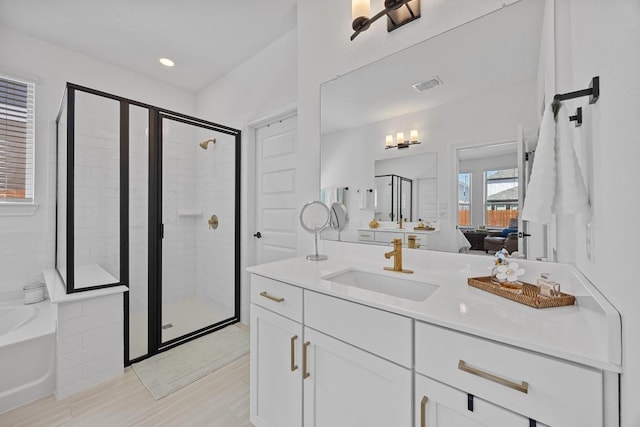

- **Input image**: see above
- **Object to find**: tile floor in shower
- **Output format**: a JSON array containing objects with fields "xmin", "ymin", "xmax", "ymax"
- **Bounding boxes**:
[{"xmin": 129, "ymin": 298, "xmax": 234, "ymax": 360}]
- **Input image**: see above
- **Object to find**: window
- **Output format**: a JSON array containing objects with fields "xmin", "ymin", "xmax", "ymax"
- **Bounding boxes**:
[
  {"xmin": 485, "ymin": 168, "xmax": 518, "ymax": 227},
  {"xmin": 458, "ymin": 172, "xmax": 471, "ymax": 226},
  {"xmin": 0, "ymin": 75, "xmax": 35, "ymax": 203}
]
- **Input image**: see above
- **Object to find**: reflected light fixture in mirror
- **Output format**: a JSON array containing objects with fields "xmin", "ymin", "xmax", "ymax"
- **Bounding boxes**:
[
  {"xmin": 351, "ymin": 0, "xmax": 421, "ymax": 41},
  {"xmin": 385, "ymin": 129, "xmax": 420, "ymax": 149}
]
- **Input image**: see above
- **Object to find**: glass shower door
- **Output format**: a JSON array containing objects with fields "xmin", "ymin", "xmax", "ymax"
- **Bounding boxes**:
[{"xmin": 160, "ymin": 115, "xmax": 238, "ymax": 346}]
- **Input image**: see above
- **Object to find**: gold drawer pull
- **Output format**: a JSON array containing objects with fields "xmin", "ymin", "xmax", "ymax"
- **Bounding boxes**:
[
  {"xmin": 290, "ymin": 335, "xmax": 298, "ymax": 372},
  {"xmin": 458, "ymin": 360, "xmax": 529, "ymax": 394},
  {"xmin": 260, "ymin": 291, "xmax": 284, "ymax": 303},
  {"xmin": 302, "ymin": 341, "xmax": 311, "ymax": 379},
  {"xmin": 420, "ymin": 396, "xmax": 428, "ymax": 427}
]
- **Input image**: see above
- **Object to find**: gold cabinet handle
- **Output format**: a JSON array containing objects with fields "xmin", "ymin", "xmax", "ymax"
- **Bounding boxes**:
[
  {"xmin": 302, "ymin": 341, "xmax": 311, "ymax": 379},
  {"xmin": 420, "ymin": 396, "xmax": 428, "ymax": 427},
  {"xmin": 458, "ymin": 360, "xmax": 529, "ymax": 394},
  {"xmin": 260, "ymin": 291, "xmax": 284, "ymax": 303},
  {"xmin": 290, "ymin": 335, "xmax": 298, "ymax": 372}
]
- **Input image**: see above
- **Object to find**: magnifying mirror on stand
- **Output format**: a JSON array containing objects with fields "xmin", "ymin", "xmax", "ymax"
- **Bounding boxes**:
[
  {"xmin": 300, "ymin": 201, "xmax": 331, "ymax": 261},
  {"xmin": 329, "ymin": 202, "xmax": 349, "ymax": 241}
]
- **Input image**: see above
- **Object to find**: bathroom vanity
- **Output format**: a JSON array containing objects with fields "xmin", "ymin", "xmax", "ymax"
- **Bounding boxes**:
[
  {"xmin": 248, "ymin": 242, "xmax": 621, "ymax": 427},
  {"xmin": 357, "ymin": 226, "xmax": 439, "ymax": 249}
]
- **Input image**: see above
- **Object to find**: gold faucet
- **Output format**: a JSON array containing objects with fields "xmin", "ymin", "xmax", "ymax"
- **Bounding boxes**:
[{"xmin": 384, "ymin": 238, "xmax": 413, "ymax": 274}]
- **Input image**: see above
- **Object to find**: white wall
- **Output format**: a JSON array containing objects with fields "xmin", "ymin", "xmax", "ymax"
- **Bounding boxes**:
[
  {"xmin": 0, "ymin": 26, "xmax": 195, "ymax": 296},
  {"xmin": 554, "ymin": 1, "xmax": 640, "ymax": 425},
  {"xmin": 195, "ymin": 29, "xmax": 297, "ymax": 322}
]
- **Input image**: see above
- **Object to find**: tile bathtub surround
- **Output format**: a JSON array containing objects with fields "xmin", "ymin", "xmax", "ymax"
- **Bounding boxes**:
[
  {"xmin": 44, "ymin": 263, "xmax": 128, "ymax": 400},
  {"xmin": 55, "ymin": 292, "xmax": 124, "ymax": 399}
]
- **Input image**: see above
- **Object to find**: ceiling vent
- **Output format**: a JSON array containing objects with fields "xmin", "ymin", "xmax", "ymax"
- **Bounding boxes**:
[{"xmin": 411, "ymin": 76, "xmax": 443, "ymax": 93}]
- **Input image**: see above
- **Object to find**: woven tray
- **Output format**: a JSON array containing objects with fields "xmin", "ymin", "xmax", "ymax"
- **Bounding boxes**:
[{"xmin": 467, "ymin": 276, "xmax": 575, "ymax": 309}]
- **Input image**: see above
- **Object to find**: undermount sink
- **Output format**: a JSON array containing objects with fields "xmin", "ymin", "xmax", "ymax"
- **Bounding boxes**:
[{"xmin": 321, "ymin": 268, "xmax": 438, "ymax": 302}]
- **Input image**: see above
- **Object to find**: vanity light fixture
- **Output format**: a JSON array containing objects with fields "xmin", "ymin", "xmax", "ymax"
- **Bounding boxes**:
[
  {"xmin": 351, "ymin": 0, "xmax": 421, "ymax": 41},
  {"xmin": 385, "ymin": 129, "xmax": 421, "ymax": 149}
]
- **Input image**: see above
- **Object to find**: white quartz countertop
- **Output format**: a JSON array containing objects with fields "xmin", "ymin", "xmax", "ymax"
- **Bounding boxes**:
[{"xmin": 248, "ymin": 241, "xmax": 621, "ymax": 372}]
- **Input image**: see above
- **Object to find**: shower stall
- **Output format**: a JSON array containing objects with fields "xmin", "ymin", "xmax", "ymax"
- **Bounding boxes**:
[
  {"xmin": 56, "ymin": 83, "xmax": 241, "ymax": 363},
  {"xmin": 374, "ymin": 174, "xmax": 413, "ymax": 222}
]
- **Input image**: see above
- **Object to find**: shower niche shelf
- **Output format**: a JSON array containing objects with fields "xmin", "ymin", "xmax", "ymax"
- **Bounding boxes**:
[{"xmin": 177, "ymin": 209, "xmax": 203, "ymax": 217}]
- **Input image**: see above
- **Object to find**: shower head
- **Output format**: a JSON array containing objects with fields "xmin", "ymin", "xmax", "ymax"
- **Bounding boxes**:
[{"xmin": 199, "ymin": 138, "xmax": 216, "ymax": 150}]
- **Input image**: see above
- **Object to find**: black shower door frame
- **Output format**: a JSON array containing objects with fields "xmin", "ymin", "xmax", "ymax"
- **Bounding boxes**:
[
  {"xmin": 148, "ymin": 111, "xmax": 242, "ymax": 358},
  {"xmin": 56, "ymin": 83, "xmax": 241, "ymax": 366}
]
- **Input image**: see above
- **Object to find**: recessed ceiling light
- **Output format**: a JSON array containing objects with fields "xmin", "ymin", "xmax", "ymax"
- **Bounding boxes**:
[{"xmin": 159, "ymin": 57, "xmax": 175, "ymax": 67}]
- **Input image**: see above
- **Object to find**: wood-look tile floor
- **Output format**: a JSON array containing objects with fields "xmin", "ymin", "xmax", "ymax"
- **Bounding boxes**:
[{"xmin": 0, "ymin": 354, "xmax": 252, "ymax": 427}]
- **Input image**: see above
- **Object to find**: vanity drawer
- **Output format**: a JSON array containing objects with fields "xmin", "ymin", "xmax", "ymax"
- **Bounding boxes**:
[
  {"xmin": 374, "ymin": 231, "xmax": 404, "ymax": 244},
  {"xmin": 357, "ymin": 230, "xmax": 375, "ymax": 241},
  {"xmin": 304, "ymin": 290, "xmax": 412, "ymax": 368},
  {"xmin": 250, "ymin": 274, "xmax": 303, "ymax": 322},
  {"xmin": 415, "ymin": 322, "xmax": 603, "ymax": 427}
]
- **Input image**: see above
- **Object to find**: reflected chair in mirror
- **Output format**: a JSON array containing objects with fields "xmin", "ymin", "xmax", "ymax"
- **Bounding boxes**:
[{"xmin": 484, "ymin": 217, "xmax": 519, "ymax": 253}]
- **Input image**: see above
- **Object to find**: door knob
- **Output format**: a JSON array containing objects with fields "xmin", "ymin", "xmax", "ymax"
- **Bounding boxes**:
[
  {"xmin": 253, "ymin": 232, "xmax": 262, "ymax": 238},
  {"xmin": 518, "ymin": 232, "xmax": 532, "ymax": 238}
]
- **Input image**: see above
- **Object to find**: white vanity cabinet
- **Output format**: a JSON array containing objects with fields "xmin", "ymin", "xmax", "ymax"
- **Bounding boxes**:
[
  {"xmin": 415, "ymin": 374, "xmax": 546, "ymax": 427},
  {"xmin": 250, "ymin": 276, "xmax": 303, "ymax": 427},
  {"xmin": 250, "ymin": 274, "xmax": 413, "ymax": 427},
  {"xmin": 357, "ymin": 229, "xmax": 435, "ymax": 248},
  {"xmin": 415, "ymin": 321, "xmax": 601, "ymax": 427},
  {"xmin": 303, "ymin": 327, "xmax": 412, "ymax": 427},
  {"xmin": 303, "ymin": 290, "xmax": 413, "ymax": 427},
  {"xmin": 249, "ymin": 257, "xmax": 618, "ymax": 427}
]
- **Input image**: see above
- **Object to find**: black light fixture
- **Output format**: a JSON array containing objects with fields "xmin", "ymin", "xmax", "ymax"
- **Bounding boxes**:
[{"xmin": 351, "ymin": 0, "xmax": 421, "ymax": 41}]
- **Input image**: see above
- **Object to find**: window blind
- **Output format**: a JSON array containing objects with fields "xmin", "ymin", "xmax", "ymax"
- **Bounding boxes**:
[{"xmin": 0, "ymin": 75, "xmax": 35, "ymax": 202}]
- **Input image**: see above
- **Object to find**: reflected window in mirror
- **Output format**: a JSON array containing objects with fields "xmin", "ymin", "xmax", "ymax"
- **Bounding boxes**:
[
  {"xmin": 485, "ymin": 168, "xmax": 518, "ymax": 228},
  {"xmin": 458, "ymin": 172, "xmax": 471, "ymax": 227}
]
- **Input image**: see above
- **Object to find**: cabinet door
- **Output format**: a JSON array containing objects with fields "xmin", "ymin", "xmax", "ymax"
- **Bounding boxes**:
[
  {"xmin": 415, "ymin": 375, "xmax": 549, "ymax": 427},
  {"xmin": 303, "ymin": 327, "xmax": 412, "ymax": 427},
  {"xmin": 250, "ymin": 304, "xmax": 303, "ymax": 427}
]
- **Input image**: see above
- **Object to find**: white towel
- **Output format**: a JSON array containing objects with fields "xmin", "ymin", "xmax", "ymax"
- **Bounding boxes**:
[
  {"xmin": 521, "ymin": 103, "xmax": 557, "ymax": 224},
  {"xmin": 552, "ymin": 103, "xmax": 590, "ymax": 215},
  {"xmin": 521, "ymin": 102, "xmax": 590, "ymax": 224},
  {"xmin": 322, "ymin": 187, "xmax": 338, "ymax": 206},
  {"xmin": 358, "ymin": 190, "xmax": 368, "ymax": 210}
]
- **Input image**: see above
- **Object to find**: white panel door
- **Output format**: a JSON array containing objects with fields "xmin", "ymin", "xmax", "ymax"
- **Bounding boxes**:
[
  {"xmin": 250, "ymin": 304, "xmax": 303, "ymax": 427},
  {"xmin": 255, "ymin": 116, "xmax": 299, "ymax": 264},
  {"xmin": 303, "ymin": 327, "xmax": 412, "ymax": 427}
]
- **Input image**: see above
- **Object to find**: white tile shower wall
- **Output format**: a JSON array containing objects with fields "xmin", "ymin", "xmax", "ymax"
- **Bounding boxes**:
[
  {"xmin": 196, "ymin": 134, "xmax": 236, "ymax": 314},
  {"xmin": 73, "ymin": 94, "xmax": 121, "ymax": 281},
  {"xmin": 55, "ymin": 293, "xmax": 123, "ymax": 399},
  {"xmin": 162, "ymin": 123, "xmax": 197, "ymax": 305},
  {"xmin": 129, "ymin": 107, "xmax": 149, "ymax": 315}
]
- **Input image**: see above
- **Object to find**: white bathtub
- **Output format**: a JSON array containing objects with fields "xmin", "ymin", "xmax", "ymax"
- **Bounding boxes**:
[{"xmin": 0, "ymin": 299, "xmax": 55, "ymax": 415}]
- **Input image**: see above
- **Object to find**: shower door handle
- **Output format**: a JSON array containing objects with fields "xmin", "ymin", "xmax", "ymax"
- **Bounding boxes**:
[
  {"xmin": 161, "ymin": 224, "xmax": 164, "ymax": 239},
  {"xmin": 253, "ymin": 232, "xmax": 262, "ymax": 239}
]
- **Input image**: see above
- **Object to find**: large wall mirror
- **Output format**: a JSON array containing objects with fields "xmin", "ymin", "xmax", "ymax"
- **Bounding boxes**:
[{"xmin": 320, "ymin": 0, "xmax": 551, "ymax": 259}]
